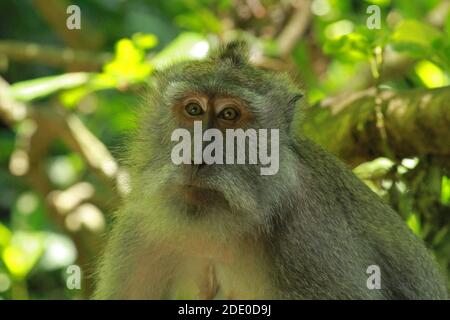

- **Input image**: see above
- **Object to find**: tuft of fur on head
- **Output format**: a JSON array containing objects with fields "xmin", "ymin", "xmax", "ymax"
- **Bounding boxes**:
[{"xmin": 210, "ymin": 41, "xmax": 249, "ymax": 66}]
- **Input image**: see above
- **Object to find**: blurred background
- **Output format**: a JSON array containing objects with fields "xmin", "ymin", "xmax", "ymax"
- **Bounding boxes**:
[{"xmin": 0, "ymin": 0, "xmax": 449, "ymax": 299}]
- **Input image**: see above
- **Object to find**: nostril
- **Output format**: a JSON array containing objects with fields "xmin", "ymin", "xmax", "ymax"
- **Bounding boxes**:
[{"xmin": 197, "ymin": 162, "xmax": 206, "ymax": 170}]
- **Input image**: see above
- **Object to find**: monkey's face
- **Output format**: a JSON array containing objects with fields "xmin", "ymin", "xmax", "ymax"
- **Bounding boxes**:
[
  {"xmin": 132, "ymin": 47, "xmax": 302, "ymax": 230},
  {"xmin": 169, "ymin": 92, "xmax": 253, "ymax": 205}
]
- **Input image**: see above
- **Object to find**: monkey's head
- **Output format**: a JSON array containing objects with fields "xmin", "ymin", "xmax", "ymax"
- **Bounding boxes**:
[{"xmin": 129, "ymin": 41, "xmax": 303, "ymax": 234}]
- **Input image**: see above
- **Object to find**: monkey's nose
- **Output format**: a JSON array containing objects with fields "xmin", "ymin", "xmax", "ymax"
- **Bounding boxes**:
[
  {"xmin": 197, "ymin": 163, "xmax": 206, "ymax": 170},
  {"xmin": 189, "ymin": 160, "xmax": 207, "ymax": 172},
  {"xmin": 196, "ymin": 162, "xmax": 208, "ymax": 172}
]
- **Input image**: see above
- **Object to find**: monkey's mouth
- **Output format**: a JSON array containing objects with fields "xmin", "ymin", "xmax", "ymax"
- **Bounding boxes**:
[
  {"xmin": 177, "ymin": 182, "xmax": 228, "ymax": 207},
  {"xmin": 183, "ymin": 184, "xmax": 218, "ymax": 203}
]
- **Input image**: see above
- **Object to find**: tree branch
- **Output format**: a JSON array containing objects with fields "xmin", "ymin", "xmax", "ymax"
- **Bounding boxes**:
[
  {"xmin": 276, "ymin": 0, "xmax": 312, "ymax": 56},
  {"xmin": 31, "ymin": 0, "xmax": 104, "ymax": 51},
  {"xmin": 0, "ymin": 40, "xmax": 111, "ymax": 71},
  {"xmin": 0, "ymin": 77, "xmax": 119, "ymax": 188},
  {"xmin": 341, "ymin": 1, "xmax": 450, "ymax": 92},
  {"xmin": 303, "ymin": 86, "xmax": 450, "ymax": 166},
  {"xmin": 0, "ymin": 76, "xmax": 119, "ymax": 297}
]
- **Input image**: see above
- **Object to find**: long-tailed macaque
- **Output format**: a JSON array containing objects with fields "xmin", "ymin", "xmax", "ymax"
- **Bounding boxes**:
[{"xmin": 95, "ymin": 42, "xmax": 447, "ymax": 299}]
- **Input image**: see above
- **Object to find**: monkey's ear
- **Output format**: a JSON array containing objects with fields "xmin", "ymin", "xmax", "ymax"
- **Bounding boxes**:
[
  {"xmin": 286, "ymin": 92, "xmax": 304, "ymax": 126},
  {"xmin": 212, "ymin": 41, "xmax": 249, "ymax": 65},
  {"xmin": 289, "ymin": 92, "xmax": 304, "ymax": 105},
  {"xmin": 288, "ymin": 92, "xmax": 304, "ymax": 113}
]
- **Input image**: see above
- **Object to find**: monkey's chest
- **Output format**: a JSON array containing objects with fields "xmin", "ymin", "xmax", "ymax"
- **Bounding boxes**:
[{"xmin": 164, "ymin": 242, "xmax": 274, "ymax": 299}]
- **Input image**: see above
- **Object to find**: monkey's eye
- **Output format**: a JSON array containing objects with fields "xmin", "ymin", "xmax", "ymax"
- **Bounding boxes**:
[
  {"xmin": 219, "ymin": 107, "xmax": 239, "ymax": 121},
  {"xmin": 185, "ymin": 102, "xmax": 203, "ymax": 116}
]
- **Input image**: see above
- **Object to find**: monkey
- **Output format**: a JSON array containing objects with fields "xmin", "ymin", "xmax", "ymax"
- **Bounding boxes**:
[{"xmin": 94, "ymin": 41, "xmax": 448, "ymax": 300}]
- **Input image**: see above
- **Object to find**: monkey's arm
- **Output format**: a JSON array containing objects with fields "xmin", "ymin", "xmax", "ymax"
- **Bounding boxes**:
[{"xmin": 269, "ymin": 138, "xmax": 448, "ymax": 299}]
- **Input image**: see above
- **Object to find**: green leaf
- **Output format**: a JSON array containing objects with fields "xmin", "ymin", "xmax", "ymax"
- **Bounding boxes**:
[
  {"xmin": 59, "ymin": 73, "xmax": 116, "ymax": 108},
  {"xmin": 323, "ymin": 32, "xmax": 371, "ymax": 61},
  {"xmin": 103, "ymin": 38, "xmax": 153, "ymax": 82},
  {"xmin": 414, "ymin": 60, "xmax": 449, "ymax": 88},
  {"xmin": 390, "ymin": 20, "xmax": 443, "ymax": 57},
  {"xmin": 2, "ymin": 231, "xmax": 44, "ymax": 279},
  {"xmin": 10, "ymin": 73, "xmax": 92, "ymax": 102},
  {"xmin": 132, "ymin": 33, "xmax": 158, "ymax": 50},
  {"xmin": 442, "ymin": 176, "xmax": 450, "ymax": 205},
  {"xmin": 353, "ymin": 157, "xmax": 394, "ymax": 180},
  {"xmin": 365, "ymin": 0, "xmax": 390, "ymax": 6},
  {"xmin": 0, "ymin": 223, "xmax": 12, "ymax": 249},
  {"xmin": 406, "ymin": 213, "xmax": 421, "ymax": 237}
]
